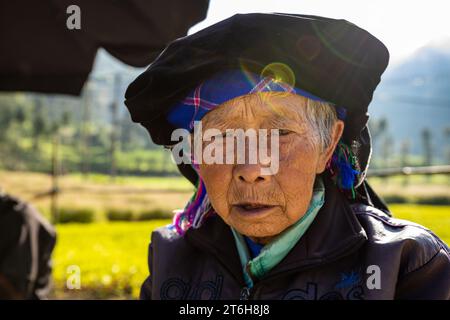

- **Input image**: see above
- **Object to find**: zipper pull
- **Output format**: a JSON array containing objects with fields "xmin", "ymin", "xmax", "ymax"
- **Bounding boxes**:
[{"xmin": 240, "ymin": 287, "xmax": 251, "ymax": 300}]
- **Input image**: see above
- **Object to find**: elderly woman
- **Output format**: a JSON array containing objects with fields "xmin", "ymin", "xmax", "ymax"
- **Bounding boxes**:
[{"xmin": 125, "ymin": 13, "xmax": 450, "ymax": 300}]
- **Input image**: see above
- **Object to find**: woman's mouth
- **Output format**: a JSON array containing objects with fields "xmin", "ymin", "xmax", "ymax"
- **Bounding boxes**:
[{"xmin": 232, "ymin": 202, "xmax": 278, "ymax": 217}]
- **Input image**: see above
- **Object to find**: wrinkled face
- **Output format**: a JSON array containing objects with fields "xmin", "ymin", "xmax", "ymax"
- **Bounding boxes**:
[{"xmin": 198, "ymin": 92, "xmax": 344, "ymax": 244}]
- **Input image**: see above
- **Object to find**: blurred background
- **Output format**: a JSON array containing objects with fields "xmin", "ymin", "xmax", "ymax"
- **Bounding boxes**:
[{"xmin": 0, "ymin": 0, "xmax": 449, "ymax": 299}]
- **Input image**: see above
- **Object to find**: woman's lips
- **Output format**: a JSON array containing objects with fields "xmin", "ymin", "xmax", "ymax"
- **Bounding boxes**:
[{"xmin": 231, "ymin": 202, "xmax": 279, "ymax": 218}]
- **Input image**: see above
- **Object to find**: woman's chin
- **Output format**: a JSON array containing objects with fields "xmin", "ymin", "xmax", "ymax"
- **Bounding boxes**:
[{"xmin": 229, "ymin": 218, "xmax": 287, "ymax": 240}]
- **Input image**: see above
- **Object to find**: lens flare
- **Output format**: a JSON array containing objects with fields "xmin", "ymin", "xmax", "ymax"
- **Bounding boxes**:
[{"xmin": 261, "ymin": 62, "xmax": 296, "ymax": 88}]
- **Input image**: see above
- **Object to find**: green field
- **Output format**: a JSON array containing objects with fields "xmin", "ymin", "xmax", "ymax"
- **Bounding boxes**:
[
  {"xmin": 51, "ymin": 205, "xmax": 449, "ymax": 299},
  {"xmin": 52, "ymin": 220, "xmax": 171, "ymax": 299},
  {"xmin": 0, "ymin": 171, "xmax": 193, "ymax": 221}
]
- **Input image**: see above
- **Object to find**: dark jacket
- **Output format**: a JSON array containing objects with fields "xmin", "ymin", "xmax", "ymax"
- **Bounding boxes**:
[
  {"xmin": 140, "ymin": 177, "xmax": 450, "ymax": 300},
  {"xmin": 0, "ymin": 193, "xmax": 56, "ymax": 299}
]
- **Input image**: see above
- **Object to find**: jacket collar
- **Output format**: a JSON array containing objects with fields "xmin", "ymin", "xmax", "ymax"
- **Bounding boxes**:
[{"xmin": 184, "ymin": 174, "xmax": 368, "ymax": 284}]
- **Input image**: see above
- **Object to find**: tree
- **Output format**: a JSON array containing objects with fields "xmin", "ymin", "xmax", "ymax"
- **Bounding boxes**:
[
  {"xmin": 109, "ymin": 73, "xmax": 121, "ymax": 180},
  {"xmin": 380, "ymin": 134, "xmax": 394, "ymax": 184},
  {"xmin": 80, "ymin": 84, "xmax": 92, "ymax": 177},
  {"xmin": 32, "ymin": 99, "xmax": 48, "ymax": 151},
  {"xmin": 0, "ymin": 106, "xmax": 13, "ymax": 141},
  {"xmin": 14, "ymin": 107, "xmax": 26, "ymax": 124},
  {"xmin": 368, "ymin": 117, "xmax": 388, "ymax": 168},
  {"xmin": 421, "ymin": 128, "xmax": 433, "ymax": 166},
  {"xmin": 61, "ymin": 110, "xmax": 72, "ymax": 127},
  {"xmin": 369, "ymin": 117, "xmax": 387, "ymax": 141},
  {"xmin": 381, "ymin": 135, "xmax": 394, "ymax": 167},
  {"xmin": 400, "ymin": 139, "xmax": 410, "ymax": 186},
  {"xmin": 445, "ymin": 127, "xmax": 450, "ymax": 185},
  {"xmin": 444, "ymin": 127, "xmax": 450, "ymax": 165},
  {"xmin": 421, "ymin": 128, "xmax": 433, "ymax": 182}
]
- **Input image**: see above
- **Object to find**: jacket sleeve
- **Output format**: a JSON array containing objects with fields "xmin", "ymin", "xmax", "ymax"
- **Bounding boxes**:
[
  {"xmin": 31, "ymin": 214, "xmax": 57, "ymax": 300},
  {"xmin": 395, "ymin": 247, "xmax": 450, "ymax": 300},
  {"xmin": 139, "ymin": 241, "xmax": 154, "ymax": 300},
  {"xmin": 0, "ymin": 196, "xmax": 56, "ymax": 299}
]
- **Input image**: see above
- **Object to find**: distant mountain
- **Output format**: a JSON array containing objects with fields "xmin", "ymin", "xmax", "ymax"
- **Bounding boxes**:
[
  {"xmin": 84, "ymin": 49, "xmax": 146, "ymax": 125},
  {"xmin": 370, "ymin": 40, "xmax": 450, "ymax": 163}
]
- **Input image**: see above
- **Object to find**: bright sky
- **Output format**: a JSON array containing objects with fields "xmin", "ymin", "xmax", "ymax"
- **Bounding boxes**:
[{"xmin": 189, "ymin": 0, "xmax": 450, "ymax": 66}]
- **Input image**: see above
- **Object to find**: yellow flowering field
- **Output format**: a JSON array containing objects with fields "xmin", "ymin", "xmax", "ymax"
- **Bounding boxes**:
[
  {"xmin": 52, "ymin": 220, "xmax": 171, "ymax": 299},
  {"xmin": 50, "ymin": 205, "xmax": 449, "ymax": 299}
]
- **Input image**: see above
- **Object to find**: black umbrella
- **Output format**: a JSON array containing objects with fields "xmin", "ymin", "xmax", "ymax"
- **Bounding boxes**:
[{"xmin": 0, "ymin": 0, "xmax": 209, "ymax": 95}]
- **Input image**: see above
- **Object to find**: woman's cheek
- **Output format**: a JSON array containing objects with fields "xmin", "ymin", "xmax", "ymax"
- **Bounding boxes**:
[
  {"xmin": 275, "ymin": 138, "xmax": 317, "ymax": 218},
  {"xmin": 278, "ymin": 137, "xmax": 318, "ymax": 172},
  {"xmin": 200, "ymin": 164, "xmax": 233, "ymax": 216}
]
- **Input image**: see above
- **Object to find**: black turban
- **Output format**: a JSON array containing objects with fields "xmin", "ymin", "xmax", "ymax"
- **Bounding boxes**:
[{"xmin": 125, "ymin": 12, "xmax": 390, "ymax": 191}]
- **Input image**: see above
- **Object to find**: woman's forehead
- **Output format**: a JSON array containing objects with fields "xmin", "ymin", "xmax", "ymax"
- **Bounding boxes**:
[{"xmin": 202, "ymin": 92, "xmax": 308, "ymax": 128}]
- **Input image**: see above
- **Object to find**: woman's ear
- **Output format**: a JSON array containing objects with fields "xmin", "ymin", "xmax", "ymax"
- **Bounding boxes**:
[{"xmin": 316, "ymin": 120, "xmax": 345, "ymax": 174}]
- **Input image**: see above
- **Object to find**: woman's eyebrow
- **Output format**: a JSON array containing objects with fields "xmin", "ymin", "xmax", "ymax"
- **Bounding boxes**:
[
  {"xmin": 264, "ymin": 115, "xmax": 302, "ymax": 129},
  {"xmin": 202, "ymin": 117, "xmax": 233, "ymax": 130}
]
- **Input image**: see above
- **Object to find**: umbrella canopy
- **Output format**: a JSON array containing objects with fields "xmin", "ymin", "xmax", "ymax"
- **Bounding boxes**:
[{"xmin": 0, "ymin": 0, "xmax": 209, "ymax": 95}]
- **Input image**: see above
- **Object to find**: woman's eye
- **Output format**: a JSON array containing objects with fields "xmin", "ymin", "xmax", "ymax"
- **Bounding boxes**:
[
  {"xmin": 219, "ymin": 131, "xmax": 233, "ymax": 139},
  {"xmin": 278, "ymin": 129, "xmax": 293, "ymax": 136}
]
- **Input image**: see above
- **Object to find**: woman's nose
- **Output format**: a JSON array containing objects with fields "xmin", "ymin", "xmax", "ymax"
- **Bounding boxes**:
[{"xmin": 233, "ymin": 164, "xmax": 271, "ymax": 184}]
